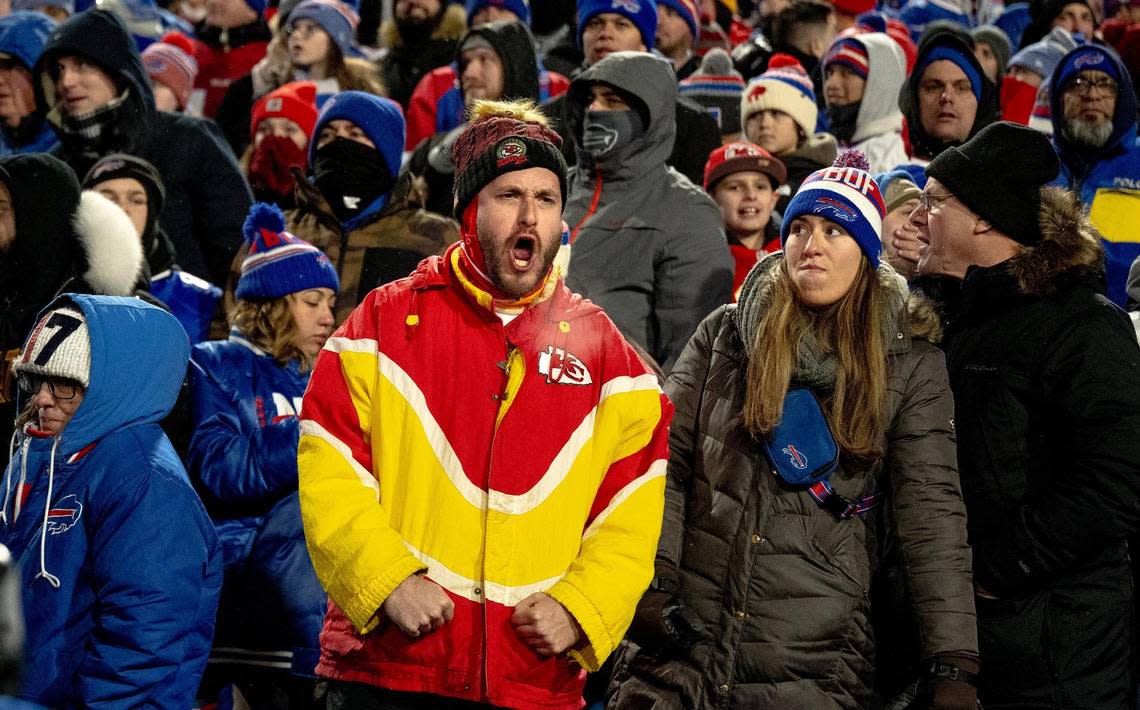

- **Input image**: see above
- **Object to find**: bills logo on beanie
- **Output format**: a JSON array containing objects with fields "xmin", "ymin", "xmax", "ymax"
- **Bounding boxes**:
[
  {"xmin": 741, "ymin": 54, "xmax": 818, "ymax": 142},
  {"xmin": 780, "ymin": 150, "xmax": 885, "ymax": 266},
  {"xmin": 15, "ymin": 306, "xmax": 91, "ymax": 389},
  {"xmin": 236, "ymin": 203, "xmax": 340, "ymax": 300},
  {"xmin": 576, "ymin": 0, "xmax": 658, "ymax": 50}
]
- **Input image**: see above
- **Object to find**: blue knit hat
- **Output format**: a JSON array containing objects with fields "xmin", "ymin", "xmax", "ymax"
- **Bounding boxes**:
[
  {"xmin": 657, "ymin": 0, "xmax": 699, "ymax": 41},
  {"xmin": 780, "ymin": 150, "xmax": 886, "ymax": 267},
  {"xmin": 576, "ymin": 0, "xmax": 657, "ymax": 50},
  {"xmin": 916, "ymin": 44, "xmax": 983, "ymax": 102},
  {"xmin": 288, "ymin": 0, "xmax": 362, "ymax": 59},
  {"xmin": 12, "ymin": 0, "xmax": 73, "ymax": 14},
  {"xmin": 0, "ymin": 11, "xmax": 56, "ymax": 70},
  {"xmin": 236, "ymin": 203, "xmax": 340, "ymax": 300},
  {"xmin": 466, "ymin": 0, "xmax": 530, "ymax": 25},
  {"xmin": 308, "ymin": 91, "xmax": 405, "ymax": 178}
]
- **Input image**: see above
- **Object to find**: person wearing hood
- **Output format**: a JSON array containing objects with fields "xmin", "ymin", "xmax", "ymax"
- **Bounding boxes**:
[
  {"xmin": 1000, "ymin": 25, "xmax": 1079, "ymax": 125},
  {"xmin": 543, "ymin": 0, "xmax": 722, "ymax": 189},
  {"xmin": 822, "ymin": 32, "xmax": 908, "ymax": 172},
  {"xmin": 82, "ymin": 153, "xmax": 223, "ymax": 344},
  {"xmin": 407, "ymin": 20, "xmax": 546, "ymax": 216},
  {"xmin": 297, "ymin": 99, "xmax": 670, "ymax": 709},
  {"xmin": 220, "ymin": 91, "xmax": 457, "ymax": 329},
  {"xmin": 1, "ymin": 295, "xmax": 222, "ymax": 708},
  {"xmin": 0, "ymin": 12, "xmax": 57, "ymax": 155},
  {"xmin": 608, "ymin": 150, "xmax": 978, "ymax": 710},
  {"xmin": 563, "ymin": 51, "xmax": 733, "ymax": 372},
  {"xmin": 1047, "ymin": 44, "xmax": 1140, "ymax": 306},
  {"xmin": 741, "ymin": 53, "xmax": 839, "ymax": 214},
  {"xmin": 214, "ymin": 0, "xmax": 385, "ymax": 159},
  {"xmin": 1018, "ymin": 0, "xmax": 1096, "ymax": 48},
  {"xmin": 190, "ymin": 205, "xmax": 337, "ymax": 708},
  {"xmin": 34, "ymin": 9, "xmax": 252, "ymax": 289},
  {"xmin": 900, "ymin": 31, "xmax": 999, "ymax": 164},
  {"xmin": 377, "ymin": 0, "xmax": 467, "ymax": 108},
  {"xmin": 0, "ymin": 153, "xmax": 145, "ymax": 470},
  {"xmin": 188, "ymin": 0, "xmax": 271, "ymax": 118},
  {"xmin": 970, "ymin": 24, "xmax": 1012, "ymax": 82},
  {"xmin": 912, "ymin": 120, "xmax": 1140, "ymax": 710}
]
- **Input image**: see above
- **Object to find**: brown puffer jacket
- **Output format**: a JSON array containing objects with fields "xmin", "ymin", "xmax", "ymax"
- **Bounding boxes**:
[
  {"xmin": 608, "ymin": 258, "xmax": 977, "ymax": 709},
  {"xmin": 216, "ymin": 172, "xmax": 458, "ymax": 333}
]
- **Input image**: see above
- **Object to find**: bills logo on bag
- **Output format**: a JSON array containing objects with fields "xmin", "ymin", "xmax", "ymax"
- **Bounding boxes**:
[{"xmin": 782, "ymin": 444, "xmax": 807, "ymax": 470}]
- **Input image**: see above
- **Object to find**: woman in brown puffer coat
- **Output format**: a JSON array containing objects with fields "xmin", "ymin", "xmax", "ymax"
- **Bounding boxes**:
[{"xmin": 607, "ymin": 155, "xmax": 979, "ymax": 710}]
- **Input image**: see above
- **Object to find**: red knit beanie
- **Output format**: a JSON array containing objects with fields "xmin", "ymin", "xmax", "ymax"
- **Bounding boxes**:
[{"xmin": 250, "ymin": 81, "xmax": 320, "ymax": 142}]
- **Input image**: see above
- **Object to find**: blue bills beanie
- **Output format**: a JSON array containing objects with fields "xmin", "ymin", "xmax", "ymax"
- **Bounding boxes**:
[
  {"xmin": 236, "ymin": 203, "xmax": 340, "ymax": 299},
  {"xmin": 576, "ymin": 0, "xmax": 657, "ymax": 50}
]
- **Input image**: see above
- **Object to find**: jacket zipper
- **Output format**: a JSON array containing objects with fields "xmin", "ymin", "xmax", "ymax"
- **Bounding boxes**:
[{"xmin": 480, "ymin": 333, "xmax": 512, "ymax": 701}]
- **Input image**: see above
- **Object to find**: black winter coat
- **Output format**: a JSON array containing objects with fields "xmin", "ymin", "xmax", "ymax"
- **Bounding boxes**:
[
  {"xmin": 938, "ymin": 186, "xmax": 1140, "ymax": 709},
  {"xmin": 608, "ymin": 259, "xmax": 977, "ymax": 709},
  {"xmin": 34, "ymin": 10, "xmax": 251, "ymax": 287}
]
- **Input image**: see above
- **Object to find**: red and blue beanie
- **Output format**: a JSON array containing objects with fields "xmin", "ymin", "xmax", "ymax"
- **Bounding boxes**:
[
  {"xmin": 824, "ymin": 36, "xmax": 870, "ymax": 80},
  {"xmin": 658, "ymin": 0, "xmax": 700, "ymax": 41},
  {"xmin": 308, "ymin": 91, "xmax": 405, "ymax": 178},
  {"xmin": 740, "ymin": 53, "xmax": 818, "ymax": 140},
  {"xmin": 466, "ymin": 0, "xmax": 531, "ymax": 25},
  {"xmin": 780, "ymin": 150, "xmax": 886, "ymax": 267},
  {"xmin": 577, "ymin": 0, "xmax": 658, "ymax": 50},
  {"xmin": 236, "ymin": 203, "xmax": 340, "ymax": 300},
  {"xmin": 287, "ymin": 0, "xmax": 362, "ymax": 59}
]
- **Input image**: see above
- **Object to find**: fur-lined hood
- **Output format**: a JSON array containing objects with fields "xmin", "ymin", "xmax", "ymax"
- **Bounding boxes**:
[
  {"xmin": 379, "ymin": 4, "xmax": 466, "ymax": 49},
  {"xmin": 72, "ymin": 190, "xmax": 144, "ymax": 297},
  {"xmin": 1005, "ymin": 186, "xmax": 1104, "ymax": 297}
]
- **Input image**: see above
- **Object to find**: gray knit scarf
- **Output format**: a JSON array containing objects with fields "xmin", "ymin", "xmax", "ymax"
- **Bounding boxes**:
[{"xmin": 733, "ymin": 252, "xmax": 908, "ymax": 393}]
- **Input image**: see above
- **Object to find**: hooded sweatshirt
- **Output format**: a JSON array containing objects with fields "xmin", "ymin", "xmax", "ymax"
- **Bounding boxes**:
[
  {"xmin": 563, "ymin": 51, "xmax": 733, "ymax": 372},
  {"xmin": 901, "ymin": 32, "xmax": 1000, "ymax": 162},
  {"xmin": 34, "ymin": 9, "xmax": 251, "ymax": 287},
  {"xmin": 0, "ymin": 12, "xmax": 58, "ymax": 156},
  {"xmin": 840, "ymin": 33, "xmax": 909, "ymax": 173},
  {"xmin": 1048, "ymin": 45, "xmax": 1140, "ymax": 306},
  {"xmin": 0, "ymin": 154, "xmax": 144, "ymax": 469},
  {"xmin": 1, "ymin": 294, "xmax": 221, "ymax": 708}
]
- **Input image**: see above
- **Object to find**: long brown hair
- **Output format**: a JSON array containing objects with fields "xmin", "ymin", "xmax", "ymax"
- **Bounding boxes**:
[
  {"xmin": 742, "ymin": 259, "xmax": 889, "ymax": 464},
  {"xmin": 229, "ymin": 294, "xmax": 316, "ymax": 371}
]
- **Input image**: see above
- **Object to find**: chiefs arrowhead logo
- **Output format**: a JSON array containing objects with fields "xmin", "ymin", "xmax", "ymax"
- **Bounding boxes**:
[{"xmin": 538, "ymin": 346, "xmax": 593, "ymax": 386}]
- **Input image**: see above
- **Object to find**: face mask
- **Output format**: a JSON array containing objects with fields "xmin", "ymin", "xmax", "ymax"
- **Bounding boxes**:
[
  {"xmin": 312, "ymin": 137, "xmax": 394, "ymax": 223},
  {"xmin": 825, "ymin": 102, "xmax": 861, "ymax": 144},
  {"xmin": 250, "ymin": 134, "xmax": 307, "ymax": 203},
  {"xmin": 581, "ymin": 110, "xmax": 642, "ymax": 160}
]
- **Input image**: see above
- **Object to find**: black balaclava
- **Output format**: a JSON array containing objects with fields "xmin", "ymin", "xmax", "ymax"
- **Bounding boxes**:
[{"xmin": 312, "ymin": 137, "xmax": 395, "ymax": 223}]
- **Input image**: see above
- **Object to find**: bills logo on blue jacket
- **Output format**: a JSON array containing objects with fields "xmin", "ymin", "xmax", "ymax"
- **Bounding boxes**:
[
  {"xmin": 782, "ymin": 444, "xmax": 808, "ymax": 470},
  {"xmin": 46, "ymin": 494, "xmax": 83, "ymax": 535}
]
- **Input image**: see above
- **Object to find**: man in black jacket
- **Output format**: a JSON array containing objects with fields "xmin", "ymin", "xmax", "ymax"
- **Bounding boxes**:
[
  {"xmin": 33, "ymin": 9, "xmax": 251, "ymax": 287},
  {"xmin": 913, "ymin": 120, "xmax": 1140, "ymax": 710}
]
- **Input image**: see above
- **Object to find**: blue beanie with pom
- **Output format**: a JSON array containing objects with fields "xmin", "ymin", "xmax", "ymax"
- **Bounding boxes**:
[{"xmin": 236, "ymin": 203, "xmax": 340, "ymax": 300}]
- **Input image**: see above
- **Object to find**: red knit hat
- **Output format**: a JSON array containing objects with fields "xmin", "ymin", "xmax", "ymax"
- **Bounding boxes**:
[
  {"xmin": 703, "ymin": 141, "xmax": 787, "ymax": 190},
  {"xmin": 141, "ymin": 33, "xmax": 199, "ymax": 110},
  {"xmin": 830, "ymin": 0, "xmax": 875, "ymax": 16},
  {"xmin": 250, "ymin": 81, "xmax": 319, "ymax": 142}
]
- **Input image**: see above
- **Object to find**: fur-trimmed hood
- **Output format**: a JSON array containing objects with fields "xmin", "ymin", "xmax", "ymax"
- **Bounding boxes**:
[
  {"xmin": 379, "ymin": 4, "xmax": 466, "ymax": 49},
  {"xmin": 1005, "ymin": 186, "xmax": 1104, "ymax": 297},
  {"xmin": 72, "ymin": 191, "xmax": 144, "ymax": 297}
]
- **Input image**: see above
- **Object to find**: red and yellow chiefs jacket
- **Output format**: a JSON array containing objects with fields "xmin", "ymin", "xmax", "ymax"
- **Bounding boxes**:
[{"xmin": 298, "ymin": 245, "xmax": 671, "ymax": 708}]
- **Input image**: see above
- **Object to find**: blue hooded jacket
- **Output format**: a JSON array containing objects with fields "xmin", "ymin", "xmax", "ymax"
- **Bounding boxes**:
[
  {"xmin": 0, "ymin": 295, "xmax": 221, "ymax": 708},
  {"xmin": 0, "ymin": 12, "xmax": 58, "ymax": 156},
  {"xmin": 1049, "ymin": 44, "xmax": 1140, "ymax": 306}
]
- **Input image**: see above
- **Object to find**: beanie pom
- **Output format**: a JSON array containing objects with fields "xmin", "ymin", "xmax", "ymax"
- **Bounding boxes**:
[
  {"xmin": 767, "ymin": 53, "xmax": 804, "ymax": 71},
  {"xmin": 833, "ymin": 149, "xmax": 870, "ymax": 172},
  {"xmin": 700, "ymin": 47, "xmax": 734, "ymax": 75},
  {"xmin": 160, "ymin": 31, "xmax": 196, "ymax": 56},
  {"xmin": 243, "ymin": 202, "xmax": 286, "ymax": 244}
]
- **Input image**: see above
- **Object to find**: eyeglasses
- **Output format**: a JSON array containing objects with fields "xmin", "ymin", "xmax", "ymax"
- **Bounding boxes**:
[
  {"xmin": 918, "ymin": 191, "xmax": 954, "ymax": 212},
  {"xmin": 1067, "ymin": 76, "xmax": 1119, "ymax": 97},
  {"xmin": 285, "ymin": 21, "xmax": 321, "ymax": 39},
  {"xmin": 17, "ymin": 374, "xmax": 82, "ymax": 401}
]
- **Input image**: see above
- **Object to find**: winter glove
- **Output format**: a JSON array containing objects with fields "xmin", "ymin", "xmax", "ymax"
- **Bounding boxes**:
[{"xmin": 628, "ymin": 585, "xmax": 707, "ymax": 655}]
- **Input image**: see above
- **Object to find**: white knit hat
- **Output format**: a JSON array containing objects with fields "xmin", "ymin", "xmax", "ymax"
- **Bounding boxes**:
[
  {"xmin": 13, "ymin": 306, "xmax": 91, "ymax": 388},
  {"xmin": 740, "ymin": 53, "xmax": 819, "ymax": 141}
]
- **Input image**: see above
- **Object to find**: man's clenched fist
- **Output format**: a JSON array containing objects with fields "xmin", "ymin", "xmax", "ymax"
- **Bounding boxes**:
[
  {"xmin": 382, "ymin": 574, "xmax": 454, "ymax": 638},
  {"xmin": 511, "ymin": 593, "xmax": 582, "ymax": 657}
]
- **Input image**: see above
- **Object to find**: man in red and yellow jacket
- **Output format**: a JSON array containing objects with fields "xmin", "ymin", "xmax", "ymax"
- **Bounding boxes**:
[{"xmin": 298, "ymin": 98, "xmax": 671, "ymax": 709}]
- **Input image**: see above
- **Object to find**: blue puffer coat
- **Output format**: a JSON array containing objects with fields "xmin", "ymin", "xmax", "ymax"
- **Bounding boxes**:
[
  {"xmin": 0, "ymin": 294, "xmax": 222, "ymax": 708},
  {"xmin": 1049, "ymin": 45, "xmax": 1140, "ymax": 306},
  {"xmin": 187, "ymin": 331, "xmax": 325, "ymax": 676}
]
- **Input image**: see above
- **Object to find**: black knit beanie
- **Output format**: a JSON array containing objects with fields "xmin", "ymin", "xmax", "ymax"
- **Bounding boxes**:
[{"xmin": 925, "ymin": 121, "xmax": 1060, "ymax": 245}]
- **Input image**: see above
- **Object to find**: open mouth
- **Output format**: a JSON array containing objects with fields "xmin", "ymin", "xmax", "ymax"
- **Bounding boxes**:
[{"xmin": 511, "ymin": 236, "xmax": 536, "ymax": 271}]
